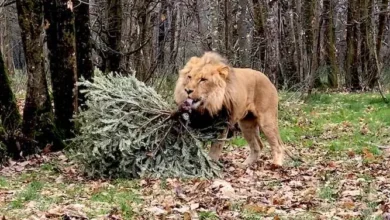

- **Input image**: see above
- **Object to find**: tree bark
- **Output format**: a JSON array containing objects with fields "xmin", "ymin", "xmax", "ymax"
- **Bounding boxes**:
[
  {"xmin": 16, "ymin": 0, "xmax": 63, "ymax": 154},
  {"xmin": 224, "ymin": 0, "xmax": 232, "ymax": 59},
  {"xmin": 303, "ymin": 0, "xmax": 315, "ymax": 60},
  {"xmin": 0, "ymin": 48, "xmax": 22, "ymax": 157},
  {"xmin": 44, "ymin": 0, "xmax": 78, "ymax": 140},
  {"xmin": 265, "ymin": 0, "xmax": 279, "ymax": 86},
  {"xmin": 237, "ymin": 0, "xmax": 249, "ymax": 67},
  {"xmin": 73, "ymin": 0, "xmax": 94, "ymax": 109},
  {"xmin": 360, "ymin": 0, "xmax": 374, "ymax": 89},
  {"xmin": 323, "ymin": 0, "xmax": 339, "ymax": 88},
  {"xmin": 106, "ymin": 0, "xmax": 122, "ymax": 73},
  {"xmin": 157, "ymin": 0, "xmax": 167, "ymax": 67},
  {"xmin": 345, "ymin": 0, "xmax": 361, "ymax": 90},
  {"xmin": 280, "ymin": 0, "xmax": 299, "ymax": 88},
  {"xmin": 0, "ymin": 49, "xmax": 21, "ymax": 133},
  {"xmin": 209, "ymin": 0, "xmax": 220, "ymax": 52},
  {"xmin": 369, "ymin": 0, "xmax": 389, "ymax": 88},
  {"xmin": 296, "ymin": 0, "xmax": 305, "ymax": 82}
]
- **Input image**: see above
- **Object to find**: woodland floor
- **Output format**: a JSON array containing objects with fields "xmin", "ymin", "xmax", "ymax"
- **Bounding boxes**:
[{"xmin": 1, "ymin": 92, "xmax": 390, "ymax": 220}]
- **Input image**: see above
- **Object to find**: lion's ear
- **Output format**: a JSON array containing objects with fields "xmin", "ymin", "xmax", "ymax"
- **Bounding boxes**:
[
  {"xmin": 188, "ymin": 56, "xmax": 200, "ymax": 65},
  {"xmin": 217, "ymin": 65, "xmax": 230, "ymax": 79},
  {"xmin": 179, "ymin": 68, "xmax": 189, "ymax": 76}
]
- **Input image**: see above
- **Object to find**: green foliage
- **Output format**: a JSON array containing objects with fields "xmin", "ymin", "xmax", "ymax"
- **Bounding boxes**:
[{"xmin": 71, "ymin": 70, "xmax": 226, "ymax": 179}]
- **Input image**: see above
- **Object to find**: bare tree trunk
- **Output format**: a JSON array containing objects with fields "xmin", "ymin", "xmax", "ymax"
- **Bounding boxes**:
[
  {"xmin": 323, "ymin": 0, "xmax": 339, "ymax": 88},
  {"xmin": 345, "ymin": 0, "xmax": 361, "ymax": 90},
  {"xmin": 265, "ymin": 0, "xmax": 279, "ymax": 86},
  {"xmin": 237, "ymin": 0, "xmax": 249, "ymax": 67},
  {"xmin": 73, "ymin": 0, "xmax": 94, "ymax": 109},
  {"xmin": 303, "ymin": 0, "xmax": 315, "ymax": 77},
  {"xmin": 168, "ymin": 1, "xmax": 178, "ymax": 74},
  {"xmin": 369, "ymin": 0, "xmax": 389, "ymax": 88},
  {"xmin": 296, "ymin": 0, "xmax": 305, "ymax": 83},
  {"xmin": 280, "ymin": 0, "xmax": 299, "ymax": 88},
  {"xmin": 224, "ymin": 0, "xmax": 232, "ymax": 59},
  {"xmin": 157, "ymin": 0, "xmax": 167, "ymax": 66},
  {"xmin": 307, "ymin": 1, "xmax": 323, "ymax": 93},
  {"xmin": 44, "ymin": 0, "xmax": 78, "ymax": 140},
  {"xmin": 209, "ymin": 0, "xmax": 220, "ymax": 51},
  {"xmin": 253, "ymin": 0, "xmax": 266, "ymax": 70},
  {"xmin": 106, "ymin": 0, "xmax": 122, "ymax": 73},
  {"xmin": 360, "ymin": 0, "xmax": 374, "ymax": 89},
  {"xmin": 0, "ymin": 49, "xmax": 21, "ymax": 157},
  {"xmin": 16, "ymin": 0, "xmax": 63, "ymax": 154},
  {"xmin": 0, "ymin": 49, "xmax": 20, "ymax": 132}
]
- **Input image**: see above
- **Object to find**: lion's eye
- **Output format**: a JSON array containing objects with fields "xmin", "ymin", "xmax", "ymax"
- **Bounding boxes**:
[
  {"xmin": 200, "ymin": 78, "xmax": 207, "ymax": 82},
  {"xmin": 187, "ymin": 75, "xmax": 192, "ymax": 79}
]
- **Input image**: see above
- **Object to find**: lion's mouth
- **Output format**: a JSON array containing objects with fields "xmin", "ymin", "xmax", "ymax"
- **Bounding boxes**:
[
  {"xmin": 185, "ymin": 98, "xmax": 203, "ymax": 110},
  {"xmin": 191, "ymin": 98, "xmax": 202, "ymax": 109}
]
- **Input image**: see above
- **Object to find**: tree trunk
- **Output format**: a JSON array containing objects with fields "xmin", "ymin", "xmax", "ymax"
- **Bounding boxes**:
[
  {"xmin": 44, "ymin": 0, "xmax": 78, "ymax": 140},
  {"xmin": 307, "ymin": 0, "xmax": 323, "ymax": 93},
  {"xmin": 265, "ymin": 0, "xmax": 279, "ymax": 86},
  {"xmin": 106, "ymin": 0, "xmax": 122, "ymax": 73},
  {"xmin": 376, "ymin": 0, "xmax": 389, "ymax": 53},
  {"xmin": 0, "ymin": 48, "xmax": 22, "ymax": 157},
  {"xmin": 157, "ymin": 0, "xmax": 167, "ymax": 67},
  {"xmin": 73, "ymin": 0, "xmax": 94, "ymax": 109},
  {"xmin": 253, "ymin": 0, "xmax": 267, "ymax": 70},
  {"xmin": 296, "ymin": 0, "xmax": 305, "ymax": 82},
  {"xmin": 237, "ymin": 0, "xmax": 249, "ymax": 67},
  {"xmin": 323, "ymin": 0, "xmax": 339, "ymax": 88},
  {"xmin": 16, "ymin": 0, "xmax": 63, "ymax": 154},
  {"xmin": 209, "ymin": 0, "xmax": 220, "ymax": 52},
  {"xmin": 280, "ymin": 0, "xmax": 299, "ymax": 88},
  {"xmin": 345, "ymin": 0, "xmax": 361, "ymax": 90},
  {"xmin": 303, "ymin": 0, "xmax": 315, "ymax": 63},
  {"xmin": 369, "ymin": 0, "xmax": 389, "ymax": 88},
  {"xmin": 360, "ymin": 0, "xmax": 374, "ymax": 89},
  {"xmin": 224, "ymin": 0, "xmax": 232, "ymax": 59},
  {"xmin": 0, "ymin": 50, "xmax": 21, "ymax": 133}
]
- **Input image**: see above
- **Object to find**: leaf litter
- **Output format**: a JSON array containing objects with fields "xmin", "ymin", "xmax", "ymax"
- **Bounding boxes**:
[{"xmin": 1, "ymin": 93, "xmax": 390, "ymax": 219}]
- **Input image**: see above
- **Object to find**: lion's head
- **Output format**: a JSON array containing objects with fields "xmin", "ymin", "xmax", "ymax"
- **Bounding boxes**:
[{"xmin": 174, "ymin": 52, "xmax": 231, "ymax": 116}]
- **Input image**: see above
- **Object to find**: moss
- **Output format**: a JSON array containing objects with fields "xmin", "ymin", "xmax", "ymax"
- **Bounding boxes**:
[{"xmin": 0, "ymin": 50, "xmax": 22, "ymax": 132}]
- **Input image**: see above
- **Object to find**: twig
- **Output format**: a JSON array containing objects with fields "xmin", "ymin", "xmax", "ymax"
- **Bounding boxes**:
[{"xmin": 376, "ymin": 78, "xmax": 389, "ymax": 103}]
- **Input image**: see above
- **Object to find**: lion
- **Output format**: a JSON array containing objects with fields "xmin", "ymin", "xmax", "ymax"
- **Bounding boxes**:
[{"xmin": 174, "ymin": 51, "xmax": 285, "ymax": 167}]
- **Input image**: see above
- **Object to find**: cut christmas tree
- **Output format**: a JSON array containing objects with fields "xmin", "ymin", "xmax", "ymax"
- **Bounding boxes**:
[{"xmin": 70, "ymin": 70, "xmax": 229, "ymax": 179}]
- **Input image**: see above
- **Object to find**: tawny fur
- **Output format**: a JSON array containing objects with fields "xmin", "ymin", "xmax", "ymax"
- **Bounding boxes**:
[{"xmin": 174, "ymin": 52, "xmax": 285, "ymax": 167}]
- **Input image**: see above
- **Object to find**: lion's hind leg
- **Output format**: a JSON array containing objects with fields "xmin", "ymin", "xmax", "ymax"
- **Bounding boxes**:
[
  {"xmin": 258, "ymin": 113, "xmax": 284, "ymax": 166},
  {"xmin": 239, "ymin": 119, "xmax": 261, "ymax": 167}
]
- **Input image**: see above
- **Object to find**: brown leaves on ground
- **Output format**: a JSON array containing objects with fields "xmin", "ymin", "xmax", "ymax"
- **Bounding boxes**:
[
  {"xmin": 1, "ymin": 145, "xmax": 389, "ymax": 219},
  {"xmin": 139, "ymin": 146, "xmax": 390, "ymax": 219}
]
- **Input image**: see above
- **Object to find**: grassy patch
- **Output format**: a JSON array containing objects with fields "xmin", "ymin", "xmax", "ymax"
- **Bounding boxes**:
[
  {"xmin": 1, "ymin": 92, "xmax": 389, "ymax": 219},
  {"xmin": 90, "ymin": 185, "xmax": 141, "ymax": 218},
  {"xmin": 10, "ymin": 180, "xmax": 44, "ymax": 209}
]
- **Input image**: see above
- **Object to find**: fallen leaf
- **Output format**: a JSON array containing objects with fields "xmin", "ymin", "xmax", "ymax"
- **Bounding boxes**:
[
  {"xmin": 342, "ymin": 190, "xmax": 360, "ymax": 197},
  {"xmin": 145, "ymin": 206, "xmax": 167, "ymax": 215},
  {"xmin": 173, "ymin": 206, "xmax": 189, "ymax": 213},
  {"xmin": 342, "ymin": 201, "xmax": 355, "ymax": 209},
  {"xmin": 267, "ymin": 206, "xmax": 276, "ymax": 214},
  {"xmin": 243, "ymin": 204, "xmax": 268, "ymax": 213},
  {"xmin": 211, "ymin": 179, "xmax": 237, "ymax": 199}
]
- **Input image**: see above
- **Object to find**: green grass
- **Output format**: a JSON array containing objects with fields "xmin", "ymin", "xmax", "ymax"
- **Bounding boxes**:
[
  {"xmin": 91, "ymin": 186, "xmax": 141, "ymax": 218},
  {"xmin": 199, "ymin": 210, "xmax": 219, "ymax": 220},
  {"xmin": 10, "ymin": 181, "xmax": 44, "ymax": 209},
  {"xmin": 318, "ymin": 185, "xmax": 337, "ymax": 201},
  {"xmin": 0, "ymin": 159, "xmax": 143, "ymax": 219},
  {"xmin": 1, "ymin": 92, "xmax": 389, "ymax": 219},
  {"xmin": 229, "ymin": 92, "xmax": 390, "ymax": 157}
]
